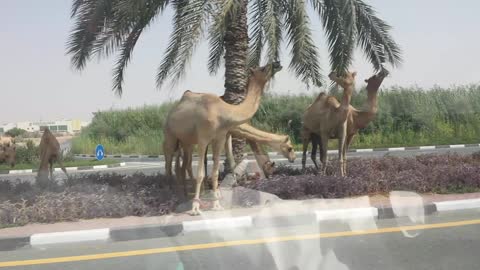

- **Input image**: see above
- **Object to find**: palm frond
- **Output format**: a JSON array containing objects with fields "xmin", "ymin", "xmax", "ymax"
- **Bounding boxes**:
[
  {"xmin": 157, "ymin": 0, "xmax": 210, "ymax": 88},
  {"xmin": 284, "ymin": 0, "xmax": 322, "ymax": 87},
  {"xmin": 66, "ymin": 0, "xmax": 117, "ymax": 70},
  {"xmin": 207, "ymin": 0, "xmax": 240, "ymax": 74},
  {"xmin": 315, "ymin": 0, "xmax": 356, "ymax": 74},
  {"xmin": 112, "ymin": 0, "xmax": 167, "ymax": 95},
  {"xmin": 247, "ymin": 0, "xmax": 266, "ymax": 67},
  {"xmin": 263, "ymin": 0, "xmax": 283, "ymax": 62},
  {"xmin": 354, "ymin": 0, "xmax": 402, "ymax": 70}
]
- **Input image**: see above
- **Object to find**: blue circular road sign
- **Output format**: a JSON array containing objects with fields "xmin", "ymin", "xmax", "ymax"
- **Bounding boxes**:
[{"xmin": 95, "ymin": 144, "xmax": 105, "ymax": 161}]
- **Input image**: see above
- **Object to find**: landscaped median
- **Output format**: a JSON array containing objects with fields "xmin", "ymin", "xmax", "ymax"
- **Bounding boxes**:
[
  {"xmin": 1, "ymin": 152, "xmax": 480, "ymax": 231},
  {"xmin": 0, "ymin": 159, "xmax": 123, "ymax": 175}
]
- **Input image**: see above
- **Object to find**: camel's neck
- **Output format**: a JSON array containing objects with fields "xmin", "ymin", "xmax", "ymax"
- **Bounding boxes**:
[
  {"xmin": 225, "ymin": 80, "xmax": 265, "ymax": 124},
  {"xmin": 366, "ymin": 90, "xmax": 378, "ymax": 114},
  {"xmin": 230, "ymin": 124, "xmax": 285, "ymax": 149},
  {"xmin": 338, "ymin": 86, "xmax": 353, "ymax": 119},
  {"xmin": 355, "ymin": 90, "xmax": 379, "ymax": 129}
]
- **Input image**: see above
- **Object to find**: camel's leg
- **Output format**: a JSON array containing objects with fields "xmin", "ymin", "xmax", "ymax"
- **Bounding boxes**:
[
  {"xmin": 319, "ymin": 134, "xmax": 329, "ymax": 175},
  {"xmin": 211, "ymin": 137, "xmax": 225, "ymax": 211},
  {"xmin": 163, "ymin": 134, "xmax": 177, "ymax": 177},
  {"xmin": 49, "ymin": 158, "xmax": 54, "ymax": 180},
  {"xmin": 191, "ymin": 142, "xmax": 208, "ymax": 216},
  {"xmin": 57, "ymin": 158, "xmax": 69, "ymax": 178},
  {"xmin": 310, "ymin": 133, "xmax": 320, "ymax": 170},
  {"xmin": 343, "ymin": 134, "xmax": 355, "ymax": 176},
  {"xmin": 182, "ymin": 145, "xmax": 193, "ymax": 197},
  {"xmin": 301, "ymin": 135, "xmax": 310, "ymax": 170},
  {"xmin": 224, "ymin": 134, "xmax": 236, "ymax": 172},
  {"xmin": 337, "ymin": 124, "xmax": 347, "ymax": 177}
]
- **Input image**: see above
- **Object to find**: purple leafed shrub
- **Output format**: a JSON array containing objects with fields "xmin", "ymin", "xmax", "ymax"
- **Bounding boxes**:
[
  {"xmin": 245, "ymin": 153, "xmax": 480, "ymax": 199},
  {"xmin": 0, "ymin": 173, "xmax": 178, "ymax": 227}
]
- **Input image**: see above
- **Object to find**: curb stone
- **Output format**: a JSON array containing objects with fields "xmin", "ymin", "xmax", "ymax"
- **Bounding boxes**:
[
  {"xmin": 2, "ymin": 198, "xmax": 479, "ymax": 251},
  {"xmin": 73, "ymin": 143, "xmax": 480, "ymax": 160},
  {"xmin": 0, "ymin": 163, "xmax": 126, "ymax": 175}
]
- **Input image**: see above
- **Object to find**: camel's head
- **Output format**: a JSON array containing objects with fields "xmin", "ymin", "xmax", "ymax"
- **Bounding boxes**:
[
  {"xmin": 278, "ymin": 136, "xmax": 296, "ymax": 163},
  {"xmin": 0, "ymin": 142, "xmax": 16, "ymax": 168},
  {"xmin": 262, "ymin": 161, "xmax": 276, "ymax": 178},
  {"xmin": 328, "ymin": 71, "xmax": 357, "ymax": 89},
  {"xmin": 365, "ymin": 68, "xmax": 389, "ymax": 92},
  {"xmin": 249, "ymin": 61, "xmax": 283, "ymax": 85}
]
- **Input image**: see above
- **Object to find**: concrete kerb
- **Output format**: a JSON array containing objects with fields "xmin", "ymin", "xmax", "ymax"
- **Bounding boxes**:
[
  {"xmin": 2, "ymin": 197, "xmax": 480, "ymax": 251},
  {"xmin": 0, "ymin": 162, "xmax": 126, "ymax": 175},
  {"xmin": 73, "ymin": 143, "xmax": 480, "ymax": 161}
]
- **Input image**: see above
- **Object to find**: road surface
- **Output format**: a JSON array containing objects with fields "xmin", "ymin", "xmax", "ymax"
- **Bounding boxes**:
[
  {"xmin": 1, "ymin": 147, "xmax": 479, "ymax": 183},
  {"xmin": 0, "ymin": 209, "xmax": 479, "ymax": 269}
]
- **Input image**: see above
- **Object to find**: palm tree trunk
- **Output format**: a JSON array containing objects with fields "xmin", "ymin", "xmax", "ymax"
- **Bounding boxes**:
[{"xmin": 221, "ymin": 0, "xmax": 248, "ymax": 167}]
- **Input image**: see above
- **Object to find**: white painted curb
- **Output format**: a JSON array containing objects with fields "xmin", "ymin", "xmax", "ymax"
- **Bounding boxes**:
[
  {"xmin": 30, "ymin": 228, "xmax": 110, "ymax": 246},
  {"xmin": 434, "ymin": 198, "xmax": 480, "ymax": 212},
  {"xmin": 419, "ymin": 146, "xmax": 436, "ymax": 150},
  {"xmin": 182, "ymin": 216, "xmax": 253, "ymax": 233},
  {"xmin": 315, "ymin": 207, "xmax": 378, "ymax": 221},
  {"xmin": 388, "ymin": 147, "xmax": 405, "ymax": 151},
  {"xmin": 449, "ymin": 144, "xmax": 465, "ymax": 148},
  {"xmin": 356, "ymin": 148, "xmax": 373, "ymax": 152},
  {"xmin": 93, "ymin": 165, "xmax": 109, "ymax": 169},
  {"xmin": 9, "ymin": 169, "xmax": 33, "ymax": 174}
]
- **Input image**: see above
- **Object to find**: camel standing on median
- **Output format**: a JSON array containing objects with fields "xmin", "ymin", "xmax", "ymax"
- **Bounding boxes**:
[
  {"xmin": 0, "ymin": 142, "xmax": 16, "ymax": 168},
  {"xmin": 163, "ymin": 62, "xmax": 282, "ymax": 215},
  {"xmin": 37, "ymin": 128, "xmax": 68, "ymax": 181},
  {"xmin": 303, "ymin": 70, "xmax": 388, "ymax": 173},
  {"xmin": 171, "ymin": 123, "xmax": 296, "ymax": 196},
  {"xmin": 301, "ymin": 71, "xmax": 356, "ymax": 176}
]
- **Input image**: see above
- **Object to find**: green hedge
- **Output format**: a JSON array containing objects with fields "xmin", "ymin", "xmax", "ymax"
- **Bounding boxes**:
[{"xmin": 72, "ymin": 84, "xmax": 480, "ymax": 154}]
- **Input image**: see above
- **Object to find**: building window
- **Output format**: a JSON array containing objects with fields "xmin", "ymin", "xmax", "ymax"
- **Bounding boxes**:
[{"xmin": 58, "ymin": 125, "xmax": 68, "ymax": 131}]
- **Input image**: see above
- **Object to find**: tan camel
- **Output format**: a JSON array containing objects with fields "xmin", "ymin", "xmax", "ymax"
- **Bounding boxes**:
[
  {"xmin": 305, "ymin": 70, "xmax": 389, "ymax": 172},
  {"xmin": 37, "ymin": 128, "xmax": 68, "ymax": 181},
  {"xmin": 0, "ymin": 142, "xmax": 16, "ymax": 168},
  {"xmin": 178, "ymin": 130, "xmax": 294, "ymax": 179},
  {"xmin": 163, "ymin": 62, "xmax": 282, "ymax": 215},
  {"xmin": 169, "ymin": 122, "xmax": 296, "ymax": 196},
  {"xmin": 301, "ymin": 71, "xmax": 356, "ymax": 176}
]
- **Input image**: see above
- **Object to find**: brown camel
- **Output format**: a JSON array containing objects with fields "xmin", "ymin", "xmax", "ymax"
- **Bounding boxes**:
[
  {"xmin": 163, "ymin": 62, "xmax": 282, "ymax": 215},
  {"xmin": 0, "ymin": 142, "xmax": 16, "ymax": 168},
  {"xmin": 37, "ymin": 128, "xmax": 68, "ymax": 181},
  {"xmin": 301, "ymin": 71, "xmax": 356, "ymax": 176},
  {"xmin": 305, "ymin": 70, "xmax": 389, "ymax": 172}
]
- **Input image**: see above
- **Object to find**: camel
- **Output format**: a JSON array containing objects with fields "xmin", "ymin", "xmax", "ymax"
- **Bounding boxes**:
[
  {"xmin": 176, "ymin": 124, "xmax": 296, "ymax": 180},
  {"xmin": 163, "ymin": 62, "xmax": 282, "ymax": 215},
  {"xmin": 305, "ymin": 70, "xmax": 389, "ymax": 172},
  {"xmin": 301, "ymin": 71, "xmax": 356, "ymax": 176},
  {"xmin": 171, "ymin": 123, "xmax": 296, "ymax": 196},
  {"xmin": 0, "ymin": 142, "xmax": 16, "ymax": 168},
  {"xmin": 37, "ymin": 128, "xmax": 68, "ymax": 181}
]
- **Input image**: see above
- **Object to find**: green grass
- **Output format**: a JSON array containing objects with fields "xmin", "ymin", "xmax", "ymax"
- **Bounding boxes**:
[
  {"xmin": 71, "ymin": 84, "xmax": 480, "ymax": 155},
  {"xmin": 0, "ymin": 159, "xmax": 119, "ymax": 171}
]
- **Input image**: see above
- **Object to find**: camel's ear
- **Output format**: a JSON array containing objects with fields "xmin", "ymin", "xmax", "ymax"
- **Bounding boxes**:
[
  {"xmin": 352, "ymin": 71, "xmax": 357, "ymax": 78},
  {"xmin": 364, "ymin": 78, "xmax": 369, "ymax": 83},
  {"xmin": 271, "ymin": 162, "xmax": 275, "ymax": 167},
  {"xmin": 284, "ymin": 136, "xmax": 289, "ymax": 143},
  {"xmin": 249, "ymin": 67, "xmax": 255, "ymax": 74}
]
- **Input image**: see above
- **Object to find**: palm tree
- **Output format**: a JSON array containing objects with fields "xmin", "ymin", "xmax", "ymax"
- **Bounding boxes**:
[{"xmin": 67, "ymin": 0, "xmax": 401, "ymax": 163}]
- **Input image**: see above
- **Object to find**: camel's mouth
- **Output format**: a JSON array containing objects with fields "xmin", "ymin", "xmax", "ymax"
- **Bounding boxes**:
[{"xmin": 270, "ymin": 61, "xmax": 283, "ymax": 75}]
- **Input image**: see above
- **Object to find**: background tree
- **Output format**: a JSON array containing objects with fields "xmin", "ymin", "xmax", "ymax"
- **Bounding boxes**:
[
  {"xmin": 5, "ymin": 128, "xmax": 27, "ymax": 138},
  {"xmin": 67, "ymin": 0, "xmax": 401, "ymax": 163}
]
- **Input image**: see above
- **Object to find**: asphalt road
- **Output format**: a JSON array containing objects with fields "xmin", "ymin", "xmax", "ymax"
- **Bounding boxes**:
[
  {"xmin": 1, "ymin": 209, "xmax": 479, "ymax": 269},
  {"xmin": 1, "ymin": 147, "xmax": 479, "ymax": 183}
]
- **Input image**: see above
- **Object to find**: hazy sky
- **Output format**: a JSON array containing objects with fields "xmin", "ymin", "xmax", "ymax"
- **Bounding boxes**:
[{"xmin": 1, "ymin": 0, "xmax": 479, "ymax": 123}]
